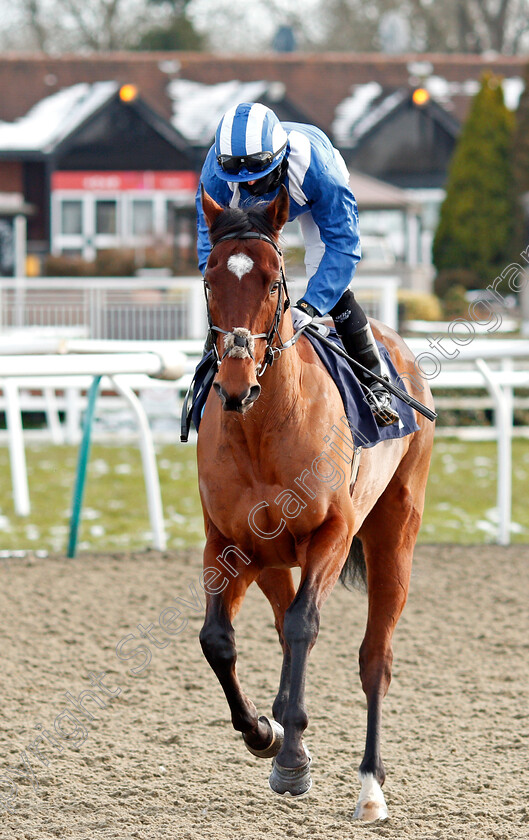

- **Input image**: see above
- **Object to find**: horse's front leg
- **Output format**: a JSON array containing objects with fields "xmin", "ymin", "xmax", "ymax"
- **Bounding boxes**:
[
  {"xmin": 199, "ymin": 534, "xmax": 279, "ymax": 756},
  {"xmin": 256, "ymin": 568, "xmax": 296, "ymax": 726},
  {"xmin": 269, "ymin": 514, "xmax": 350, "ymax": 798}
]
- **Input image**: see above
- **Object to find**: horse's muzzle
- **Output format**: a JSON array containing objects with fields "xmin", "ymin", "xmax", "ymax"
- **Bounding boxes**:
[{"xmin": 213, "ymin": 382, "xmax": 261, "ymax": 413}]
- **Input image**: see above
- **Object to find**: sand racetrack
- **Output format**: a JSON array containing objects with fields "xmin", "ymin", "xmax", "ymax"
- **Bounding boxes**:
[{"xmin": 1, "ymin": 544, "xmax": 528, "ymax": 840}]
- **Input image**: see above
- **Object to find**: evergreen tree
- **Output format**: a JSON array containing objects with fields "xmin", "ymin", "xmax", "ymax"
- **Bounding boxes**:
[
  {"xmin": 511, "ymin": 62, "xmax": 529, "ymax": 253},
  {"xmin": 131, "ymin": 0, "xmax": 205, "ymax": 51},
  {"xmin": 133, "ymin": 16, "xmax": 204, "ymax": 51},
  {"xmin": 433, "ymin": 73, "xmax": 516, "ymax": 289}
]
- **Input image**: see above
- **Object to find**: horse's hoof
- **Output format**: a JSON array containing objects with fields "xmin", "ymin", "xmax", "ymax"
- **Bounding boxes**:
[
  {"xmin": 268, "ymin": 747, "xmax": 312, "ymax": 798},
  {"xmin": 243, "ymin": 716, "xmax": 284, "ymax": 759},
  {"xmin": 353, "ymin": 772, "xmax": 388, "ymax": 822}
]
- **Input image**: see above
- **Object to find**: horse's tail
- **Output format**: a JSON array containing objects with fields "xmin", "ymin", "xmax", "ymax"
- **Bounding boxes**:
[{"xmin": 339, "ymin": 536, "xmax": 367, "ymax": 592}]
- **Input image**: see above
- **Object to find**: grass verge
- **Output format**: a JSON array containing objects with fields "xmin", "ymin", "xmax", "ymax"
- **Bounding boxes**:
[{"xmin": 0, "ymin": 438, "xmax": 528, "ymax": 553}]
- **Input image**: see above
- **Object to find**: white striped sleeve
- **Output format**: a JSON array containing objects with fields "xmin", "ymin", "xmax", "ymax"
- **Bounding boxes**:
[{"xmin": 286, "ymin": 130, "xmax": 311, "ymax": 206}]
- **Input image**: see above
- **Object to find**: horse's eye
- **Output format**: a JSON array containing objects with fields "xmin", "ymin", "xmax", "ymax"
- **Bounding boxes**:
[
  {"xmin": 270, "ymin": 283, "xmax": 279, "ymax": 295},
  {"xmin": 204, "ymin": 281, "xmax": 211, "ymax": 292}
]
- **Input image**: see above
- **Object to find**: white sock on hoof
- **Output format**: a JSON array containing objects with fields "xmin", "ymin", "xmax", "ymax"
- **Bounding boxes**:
[{"xmin": 353, "ymin": 771, "xmax": 388, "ymax": 822}]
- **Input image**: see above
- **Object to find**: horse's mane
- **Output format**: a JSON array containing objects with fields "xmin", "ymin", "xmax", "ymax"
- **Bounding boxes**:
[{"xmin": 209, "ymin": 203, "xmax": 277, "ymax": 246}]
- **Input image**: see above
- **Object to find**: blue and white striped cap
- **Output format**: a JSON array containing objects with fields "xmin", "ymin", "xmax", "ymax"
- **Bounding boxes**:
[{"xmin": 214, "ymin": 103, "xmax": 288, "ymax": 182}]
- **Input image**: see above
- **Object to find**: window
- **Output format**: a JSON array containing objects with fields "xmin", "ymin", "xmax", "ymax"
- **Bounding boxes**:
[
  {"xmin": 61, "ymin": 200, "xmax": 83, "ymax": 235},
  {"xmin": 132, "ymin": 200, "xmax": 154, "ymax": 236},
  {"xmin": 96, "ymin": 200, "xmax": 117, "ymax": 235}
]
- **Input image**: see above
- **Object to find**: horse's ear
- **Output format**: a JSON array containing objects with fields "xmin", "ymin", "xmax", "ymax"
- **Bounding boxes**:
[
  {"xmin": 266, "ymin": 184, "xmax": 289, "ymax": 234},
  {"xmin": 201, "ymin": 185, "xmax": 224, "ymax": 230}
]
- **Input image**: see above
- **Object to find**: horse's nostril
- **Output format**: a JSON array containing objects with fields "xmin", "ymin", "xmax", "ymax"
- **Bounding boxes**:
[
  {"xmin": 213, "ymin": 381, "xmax": 260, "ymax": 412},
  {"xmin": 213, "ymin": 381, "xmax": 226, "ymax": 404},
  {"xmin": 248, "ymin": 384, "xmax": 261, "ymax": 403}
]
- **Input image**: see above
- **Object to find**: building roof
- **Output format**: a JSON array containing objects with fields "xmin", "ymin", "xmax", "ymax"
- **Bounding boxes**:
[
  {"xmin": 0, "ymin": 53, "xmax": 525, "ymax": 144},
  {"xmin": 349, "ymin": 169, "xmax": 420, "ymax": 210},
  {"xmin": 338, "ymin": 86, "xmax": 461, "ymax": 156},
  {"xmin": 168, "ymin": 78, "xmax": 313, "ymax": 149},
  {"xmin": 338, "ymin": 89, "xmax": 409, "ymax": 148},
  {"xmin": 333, "ymin": 73, "xmax": 523, "ymax": 149},
  {"xmin": 0, "ymin": 80, "xmax": 195, "ymax": 168},
  {"xmin": 169, "ymin": 79, "xmax": 270, "ymax": 145},
  {"xmin": 0, "ymin": 82, "xmax": 118, "ymax": 153}
]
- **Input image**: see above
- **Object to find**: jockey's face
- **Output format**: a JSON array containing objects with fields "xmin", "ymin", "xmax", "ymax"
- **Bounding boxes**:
[{"xmin": 241, "ymin": 158, "xmax": 288, "ymax": 197}]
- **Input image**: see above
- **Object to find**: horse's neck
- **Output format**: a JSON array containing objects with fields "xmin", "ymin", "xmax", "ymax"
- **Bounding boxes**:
[{"xmin": 258, "ymin": 346, "xmax": 302, "ymax": 420}]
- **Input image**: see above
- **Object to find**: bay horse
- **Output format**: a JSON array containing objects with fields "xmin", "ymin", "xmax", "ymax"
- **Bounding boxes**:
[{"xmin": 197, "ymin": 185, "xmax": 434, "ymax": 821}]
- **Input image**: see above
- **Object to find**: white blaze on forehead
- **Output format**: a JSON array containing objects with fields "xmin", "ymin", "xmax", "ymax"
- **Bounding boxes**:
[{"xmin": 227, "ymin": 253, "xmax": 254, "ymax": 280}]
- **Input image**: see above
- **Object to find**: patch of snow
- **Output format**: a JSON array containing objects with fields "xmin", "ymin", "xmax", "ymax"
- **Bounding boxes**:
[
  {"xmin": 460, "ymin": 79, "xmax": 481, "ymax": 97},
  {"xmin": 476, "ymin": 519, "xmax": 497, "ymax": 535},
  {"xmin": 168, "ymin": 79, "xmax": 269, "ymax": 146},
  {"xmin": 0, "ymin": 82, "xmax": 118, "ymax": 152},
  {"xmin": 25, "ymin": 525, "xmax": 40, "ymax": 541},
  {"xmin": 407, "ymin": 61, "xmax": 434, "ymax": 79},
  {"xmin": 424, "ymin": 75, "xmax": 522, "ymax": 111},
  {"xmin": 332, "ymin": 83, "xmax": 382, "ymax": 147},
  {"xmin": 115, "ymin": 463, "xmax": 132, "ymax": 475},
  {"xmin": 425, "ymin": 75, "xmax": 451, "ymax": 100},
  {"xmin": 502, "ymin": 77, "xmax": 525, "ymax": 110},
  {"xmin": 349, "ymin": 89, "xmax": 408, "ymax": 146}
]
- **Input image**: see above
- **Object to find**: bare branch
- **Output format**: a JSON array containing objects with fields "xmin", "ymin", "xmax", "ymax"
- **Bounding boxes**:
[{"xmin": 22, "ymin": 0, "xmax": 49, "ymax": 50}]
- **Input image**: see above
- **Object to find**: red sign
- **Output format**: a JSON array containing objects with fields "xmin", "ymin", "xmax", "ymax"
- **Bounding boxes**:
[{"xmin": 52, "ymin": 171, "xmax": 198, "ymax": 192}]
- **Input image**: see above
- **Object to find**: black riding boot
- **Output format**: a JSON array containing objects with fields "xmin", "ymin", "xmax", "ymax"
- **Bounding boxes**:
[{"xmin": 330, "ymin": 290, "xmax": 399, "ymax": 427}]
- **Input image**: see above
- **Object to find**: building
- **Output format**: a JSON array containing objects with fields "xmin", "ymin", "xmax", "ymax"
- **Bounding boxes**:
[
  {"xmin": 0, "ymin": 81, "xmax": 197, "ymax": 267},
  {"xmin": 0, "ymin": 53, "xmax": 525, "ymax": 285},
  {"xmin": 0, "ymin": 193, "xmax": 34, "ymax": 277}
]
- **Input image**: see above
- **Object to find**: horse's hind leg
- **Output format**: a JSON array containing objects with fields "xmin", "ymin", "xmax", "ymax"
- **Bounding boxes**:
[{"xmin": 354, "ymin": 453, "xmax": 430, "ymax": 821}]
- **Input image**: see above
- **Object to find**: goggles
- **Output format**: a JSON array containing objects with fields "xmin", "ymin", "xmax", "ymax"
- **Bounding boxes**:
[{"xmin": 217, "ymin": 142, "xmax": 287, "ymax": 176}]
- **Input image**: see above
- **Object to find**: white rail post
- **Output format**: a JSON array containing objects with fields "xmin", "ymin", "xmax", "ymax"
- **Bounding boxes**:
[
  {"xmin": 189, "ymin": 280, "xmax": 207, "ymax": 339},
  {"xmin": 65, "ymin": 387, "xmax": 82, "ymax": 445},
  {"xmin": 44, "ymin": 386, "xmax": 64, "ymax": 444},
  {"xmin": 380, "ymin": 277, "xmax": 399, "ymax": 331},
  {"xmin": 111, "ymin": 375, "xmax": 167, "ymax": 551},
  {"xmin": 3, "ymin": 380, "xmax": 31, "ymax": 516},
  {"xmin": 475, "ymin": 358, "xmax": 512, "ymax": 546}
]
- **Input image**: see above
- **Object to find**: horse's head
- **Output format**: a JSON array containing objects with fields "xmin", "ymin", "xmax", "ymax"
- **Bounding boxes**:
[{"xmin": 201, "ymin": 185, "xmax": 290, "ymax": 413}]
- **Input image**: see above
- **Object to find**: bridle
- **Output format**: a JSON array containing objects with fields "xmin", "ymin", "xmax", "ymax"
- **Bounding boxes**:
[{"xmin": 204, "ymin": 231, "xmax": 300, "ymax": 377}]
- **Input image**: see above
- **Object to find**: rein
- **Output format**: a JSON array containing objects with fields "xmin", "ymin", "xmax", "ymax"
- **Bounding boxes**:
[{"xmin": 204, "ymin": 230, "xmax": 300, "ymax": 376}]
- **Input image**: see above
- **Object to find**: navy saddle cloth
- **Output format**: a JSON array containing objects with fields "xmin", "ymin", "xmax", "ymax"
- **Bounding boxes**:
[
  {"xmin": 186, "ymin": 329, "xmax": 418, "ymax": 447},
  {"xmin": 305, "ymin": 328, "xmax": 418, "ymax": 447}
]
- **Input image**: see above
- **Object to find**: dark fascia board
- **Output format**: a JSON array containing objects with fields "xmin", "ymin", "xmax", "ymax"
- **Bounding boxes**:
[
  {"xmin": 52, "ymin": 89, "xmax": 195, "ymax": 166},
  {"xmin": 0, "ymin": 149, "xmax": 46, "ymax": 161},
  {"xmin": 424, "ymin": 97, "xmax": 461, "ymax": 137},
  {"xmin": 0, "ymin": 88, "xmax": 117, "ymax": 160}
]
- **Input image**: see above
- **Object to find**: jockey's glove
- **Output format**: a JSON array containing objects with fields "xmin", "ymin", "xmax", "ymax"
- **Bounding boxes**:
[{"xmin": 291, "ymin": 300, "xmax": 319, "ymax": 332}]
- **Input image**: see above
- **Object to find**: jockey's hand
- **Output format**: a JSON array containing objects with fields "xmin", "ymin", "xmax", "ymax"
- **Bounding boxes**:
[{"xmin": 291, "ymin": 300, "xmax": 319, "ymax": 332}]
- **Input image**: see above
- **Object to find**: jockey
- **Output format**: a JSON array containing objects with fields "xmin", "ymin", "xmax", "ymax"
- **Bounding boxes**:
[{"xmin": 196, "ymin": 102, "xmax": 399, "ymax": 426}]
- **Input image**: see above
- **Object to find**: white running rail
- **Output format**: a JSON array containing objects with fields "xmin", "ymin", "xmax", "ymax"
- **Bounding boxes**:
[{"xmin": 0, "ymin": 348, "xmax": 185, "ymax": 550}]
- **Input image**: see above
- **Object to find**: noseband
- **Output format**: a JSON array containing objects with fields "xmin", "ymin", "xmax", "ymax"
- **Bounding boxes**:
[{"xmin": 204, "ymin": 231, "xmax": 298, "ymax": 376}]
